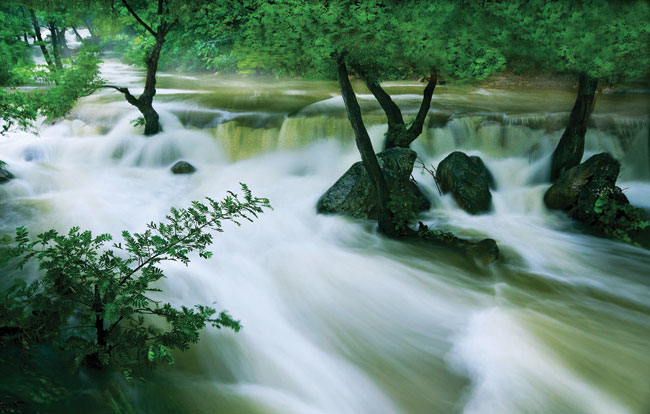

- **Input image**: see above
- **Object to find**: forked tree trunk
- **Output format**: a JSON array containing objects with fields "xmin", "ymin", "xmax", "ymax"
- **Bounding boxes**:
[
  {"xmin": 337, "ymin": 56, "xmax": 397, "ymax": 236},
  {"xmin": 28, "ymin": 10, "xmax": 54, "ymax": 68},
  {"xmin": 356, "ymin": 67, "xmax": 437, "ymax": 149},
  {"xmin": 550, "ymin": 73, "xmax": 599, "ymax": 181}
]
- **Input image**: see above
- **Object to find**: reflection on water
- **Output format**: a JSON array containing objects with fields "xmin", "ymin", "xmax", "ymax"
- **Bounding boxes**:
[{"xmin": 0, "ymin": 59, "xmax": 649, "ymax": 413}]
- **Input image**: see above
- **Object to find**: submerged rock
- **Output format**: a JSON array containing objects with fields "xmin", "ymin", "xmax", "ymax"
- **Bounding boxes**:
[
  {"xmin": 170, "ymin": 161, "xmax": 196, "ymax": 175},
  {"xmin": 317, "ymin": 147, "xmax": 430, "ymax": 219},
  {"xmin": 417, "ymin": 223, "xmax": 499, "ymax": 264},
  {"xmin": 437, "ymin": 151, "xmax": 494, "ymax": 215},
  {"xmin": 0, "ymin": 161, "xmax": 14, "ymax": 184}
]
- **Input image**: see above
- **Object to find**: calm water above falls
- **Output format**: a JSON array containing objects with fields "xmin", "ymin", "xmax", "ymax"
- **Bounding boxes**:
[{"xmin": 1, "ymin": 59, "xmax": 649, "ymax": 413}]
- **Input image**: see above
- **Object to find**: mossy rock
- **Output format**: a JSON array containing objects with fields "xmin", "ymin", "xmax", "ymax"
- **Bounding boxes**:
[
  {"xmin": 316, "ymin": 147, "xmax": 430, "ymax": 219},
  {"xmin": 544, "ymin": 152, "xmax": 649, "ymax": 246},
  {"xmin": 544, "ymin": 153, "xmax": 620, "ymax": 212},
  {"xmin": 437, "ymin": 151, "xmax": 494, "ymax": 215},
  {"xmin": 417, "ymin": 224, "xmax": 499, "ymax": 264}
]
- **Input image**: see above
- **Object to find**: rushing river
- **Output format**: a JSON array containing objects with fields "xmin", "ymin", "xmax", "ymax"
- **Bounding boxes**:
[{"xmin": 1, "ymin": 56, "xmax": 649, "ymax": 413}]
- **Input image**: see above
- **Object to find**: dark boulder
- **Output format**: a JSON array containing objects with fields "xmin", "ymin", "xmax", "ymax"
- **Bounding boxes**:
[
  {"xmin": 0, "ymin": 161, "xmax": 14, "ymax": 184},
  {"xmin": 437, "ymin": 152, "xmax": 494, "ymax": 215},
  {"xmin": 545, "ymin": 152, "xmax": 649, "ymax": 247},
  {"xmin": 170, "ymin": 161, "xmax": 196, "ymax": 175},
  {"xmin": 544, "ymin": 153, "xmax": 620, "ymax": 212},
  {"xmin": 317, "ymin": 148, "xmax": 430, "ymax": 220}
]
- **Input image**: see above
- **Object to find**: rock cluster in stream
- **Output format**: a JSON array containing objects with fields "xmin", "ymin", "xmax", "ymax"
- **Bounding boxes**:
[
  {"xmin": 316, "ymin": 147, "xmax": 430, "ymax": 219},
  {"xmin": 437, "ymin": 151, "xmax": 495, "ymax": 215},
  {"xmin": 316, "ymin": 149, "xmax": 500, "ymax": 264},
  {"xmin": 544, "ymin": 152, "xmax": 650, "ymax": 247}
]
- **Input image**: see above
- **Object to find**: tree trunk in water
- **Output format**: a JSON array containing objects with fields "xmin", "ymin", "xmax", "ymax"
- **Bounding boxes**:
[
  {"xmin": 404, "ymin": 73, "xmax": 437, "ymax": 147},
  {"xmin": 48, "ymin": 22, "xmax": 63, "ymax": 69},
  {"xmin": 138, "ymin": 36, "xmax": 164, "ymax": 135},
  {"xmin": 550, "ymin": 73, "xmax": 598, "ymax": 181},
  {"xmin": 29, "ymin": 10, "xmax": 54, "ymax": 68},
  {"xmin": 337, "ymin": 56, "xmax": 398, "ymax": 236},
  {"xmin": 361, "ymin": 77, "xmax": 407, "ymax": 149}
]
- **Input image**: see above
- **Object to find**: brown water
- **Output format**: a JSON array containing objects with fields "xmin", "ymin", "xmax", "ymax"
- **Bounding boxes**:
[{"xmin": 0, "ymin": 58, "xmax": 649, "ymax": 413}]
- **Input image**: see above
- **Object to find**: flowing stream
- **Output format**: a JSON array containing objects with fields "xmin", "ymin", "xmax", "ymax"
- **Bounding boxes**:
[{"xmin": 1, "ymin": 57, "xmax": 649, "ymax": 413}]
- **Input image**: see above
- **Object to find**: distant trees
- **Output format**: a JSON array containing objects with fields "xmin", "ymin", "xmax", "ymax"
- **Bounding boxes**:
[
  {"xmin": 0, "ymin": 2, "xmax": 102, "ymax": 135},
  {"xmin": 492, "ymin": 0, "xmax": 650, "ymax": 181}
]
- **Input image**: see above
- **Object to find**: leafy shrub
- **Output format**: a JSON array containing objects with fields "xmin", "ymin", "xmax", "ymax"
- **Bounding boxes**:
[
  {"xmin": 593, "ymin": 191, "xmax": 649, "ymax": 245},
  {"xmin": 0, "ymin": 185, "xmax": 270, "ymax": 380}
]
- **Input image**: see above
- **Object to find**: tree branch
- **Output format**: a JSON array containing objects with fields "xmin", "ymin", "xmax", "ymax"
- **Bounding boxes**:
[
  {"xmin": 356, "ymin": 67, "xmax": 405, "ymax": 128},
  {"xmin": 99, "ymin": 85, "xmax": 139, "ymax": 106},
  {"xmin": 121, "ymin": 0, "xmax": 157, "ymax": 37},
  {"xmin": 406, "ymin": 70, "xmax": 437, "ymax": 145}
]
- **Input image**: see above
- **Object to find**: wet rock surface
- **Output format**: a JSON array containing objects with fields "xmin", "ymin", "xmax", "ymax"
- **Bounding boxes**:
[{"xmin": 437, "ymin": 151, "xmax": 494, "ymax": 215}]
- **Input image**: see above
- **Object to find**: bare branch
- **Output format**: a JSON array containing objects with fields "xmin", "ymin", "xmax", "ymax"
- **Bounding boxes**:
[
  {"xmin": 99, "ymin": 85, "xmax": 139, "ymax": 106},
  {"xmin": 406, "ymin": 70, "xmax": 437, "ymax": 143},
  {"xmin": 121, "ymin": 0, "xmax": 157, "ymax": 37}
]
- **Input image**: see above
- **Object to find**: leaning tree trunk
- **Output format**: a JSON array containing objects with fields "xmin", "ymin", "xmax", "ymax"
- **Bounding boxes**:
[
  {"xmin": 82, "ymin": 16, "xmax": 99, "ymax": 45},
  {"xmin": 48, "ymin": 22, "xmax": 63, "ymax": 69},
  {"xmin": 550, "ymin": 73, "xmax": 599, "ymax": 181},
  {"xmin": 361, "ymin": 76, "xmax": 407, "ymax": 148},
  {"xmin": 72, "ymin": 27, "xmax": 83, "ymax": 42},
  {"xmin": 337, "ymin": 56, "xmax": 398, "ymax": 236},
  {"xmin": 28, "ymin": 10, "xmax": 54, "ymax": 68}
]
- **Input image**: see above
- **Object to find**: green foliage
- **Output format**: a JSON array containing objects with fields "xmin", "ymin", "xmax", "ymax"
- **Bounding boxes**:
[
  {"xmin": 130, "ymin": 116, "xmax": 145, "ymax": 128},
  {"xmin": 387, "ymin": 189, "xmax": 418, "ymax": 233},
  {"xmin": 0, "ymin": 5, "xmax": 33, "ymax": 85},
  {"xmin": 98, "ymin": 1, "xmax": 252, "ymax": 74},
  {"xmin": 236, "ymin": 0, "xmax": 506, "ymax": 82},
  {"xmin": 0, "ymin": 185, "xmax": 270, "ymax": 378},
  {"xmin": 0, "ymin": 88, "xmax": 40, "ymax": 134},
  {"xmin": 490, "ymin": 0, "xmax": 650, "ymax": 80},
  {"xmin": 593, "ymin": 191, "xmax": 649, "ymax": 245},
  {"xmin": 418, "ymin": 229, "xmax": 457, "ymax": 243},
  {"xmin": 0, "ymin": 47, "xmax": 102, "ymax": 134},
  {"xmin": 36, "ymin": 47, "xmax": 103, "ymax": 119}
]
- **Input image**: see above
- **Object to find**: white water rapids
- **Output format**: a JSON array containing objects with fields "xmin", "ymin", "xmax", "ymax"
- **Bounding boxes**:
[{"xmin": 1, "ymin": 57, "xmax": 649, "ymax": 413}]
